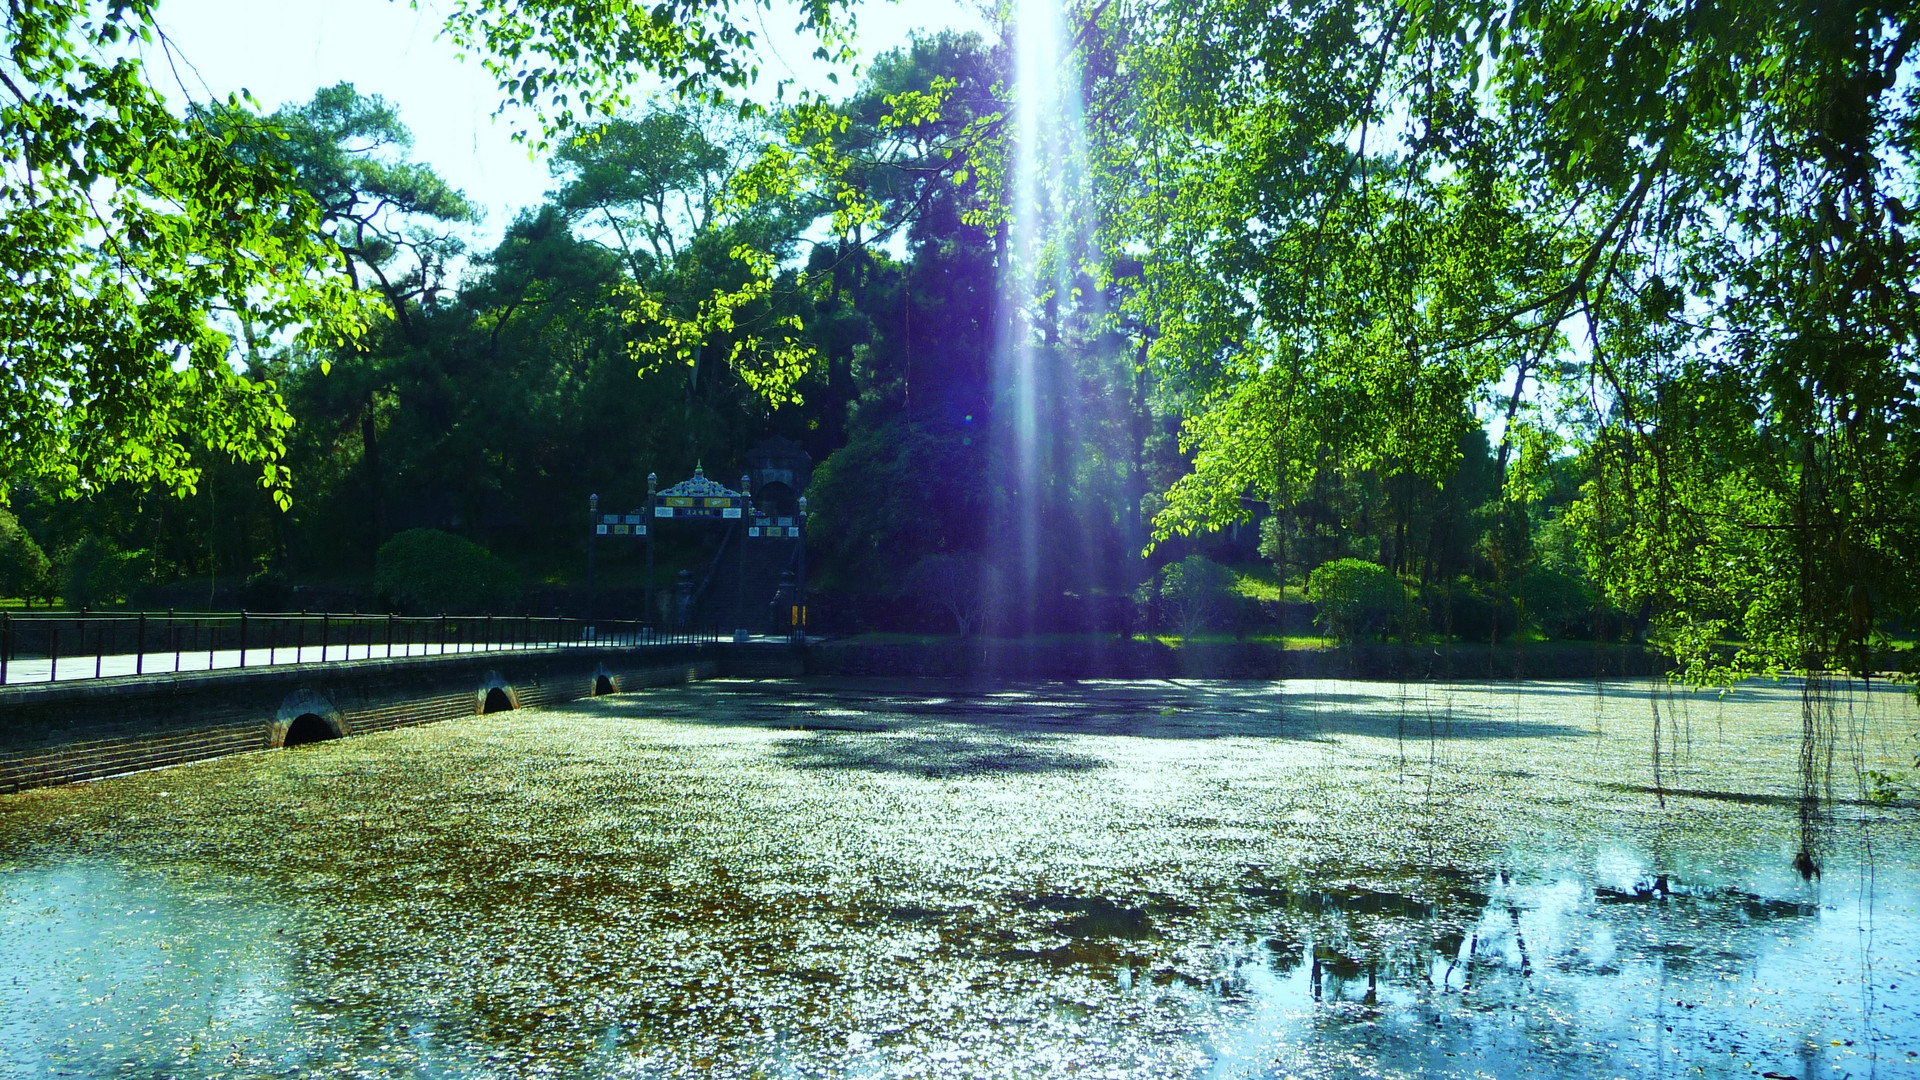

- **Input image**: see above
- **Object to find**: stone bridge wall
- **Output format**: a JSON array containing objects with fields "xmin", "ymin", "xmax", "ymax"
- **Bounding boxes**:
[{"xmin": 0, "ymin": 645, "xmax": 723, "ymax": 794}]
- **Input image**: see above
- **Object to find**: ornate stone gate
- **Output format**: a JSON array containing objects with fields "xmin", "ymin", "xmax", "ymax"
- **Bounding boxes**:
[{"xmin": 586, "ymin": 464, "xmax": 806, "ymax": 638}]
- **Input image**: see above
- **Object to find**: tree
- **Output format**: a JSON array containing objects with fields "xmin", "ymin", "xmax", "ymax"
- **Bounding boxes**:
[
  {"xmin": 808, "ymin": 419, "xmax": 987, "ymax": 594},
  {"xmin": 220, "ymin": 83, "xmax": 481, "ymax": 557},
  {"xmin": 59, "ymin": 536, "xmax": 154, "ymax": 609},
  {"xmin": 1519, "ymin": 565, "xmax": 1596, "ymax": 642},
  {"xmin": 835, "ymin": 31, "xmax": 1006, "ymax": 252},
  {"xmin": 1, "ymin": 0, "xmax": 367, "ymax": 506},
  {"xmin": 551, "ymin": 103, "xmax": 824, "ymax": 408},
  {"xmin": 2, "ymin": 0, "xmax": 856, "ymax": 515},
  {"xmin": 219, "ymin": 83, "xmax": 479, "ymax": 336},
  {"xmin": 905, "ymin": 553, "xmax": 987, "ymax": 635},
  {"xmin": 441, "ymin": 0, "xmax": 858, "ymax": 142},
  {"xmin": 1156, "ymin": 555, "xmax": 1233, "ymax": 641},
  {"xmin": 1093, "ymin": 0, "xmax": 1920, "ymax": 681},
  {"xmin": 550, "ymin": 104, "xmax": 761, "ymax": 275}
]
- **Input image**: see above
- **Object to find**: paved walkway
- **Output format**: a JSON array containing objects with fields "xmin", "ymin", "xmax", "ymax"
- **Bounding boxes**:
[
  {"xmin": 0, "ymin": 641, "xmax": 592, "ymax": 686},
  {"xmin": 0, "ymin": 635, "xmax": 800, "ymax": 687}
]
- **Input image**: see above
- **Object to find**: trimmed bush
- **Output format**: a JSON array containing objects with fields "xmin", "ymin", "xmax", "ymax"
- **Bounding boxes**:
[
  {"xmin": 1305, "ymin": 558, "xmax": 1402, "ymax": 642},
  {"xmin": 374, "ymin": 529, "xmax": 520, "ymax": 614}
]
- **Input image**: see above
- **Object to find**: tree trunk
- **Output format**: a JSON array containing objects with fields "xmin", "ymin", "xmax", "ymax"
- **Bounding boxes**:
[{"xmin": 362, "ymin": 395, "xmax": 385, "ymax": 561}]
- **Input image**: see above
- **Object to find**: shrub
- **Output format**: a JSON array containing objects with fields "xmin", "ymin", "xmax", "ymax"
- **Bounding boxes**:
[
  {"xmin": 374, "ymin": 529, "xmax": 520, "ymax": 614},
  {"xmin": 1421, "ymin": 578, "xmax": 1518, "ymax": 641},
  {"xmin": 904, "ymin": 553, "xmax": 987, "ymax": 636},
  {"xmin": 239, "ymin": 569, "xmax": 295, "ymax": 612},
  {"xmin": 1519, "ymin": 565, "xmax": 1594, "ymax": 639},
  {"xmin": 0, "ymin": 511, "xmax": 52, "ymax": 603},
  {"xmin": 1157, "ymin": 555, "xmax": 1234, "ymax": 640},
  {"xmin": 1305, "ymin": 558, "xmax": 1402, "ymax": 642}
]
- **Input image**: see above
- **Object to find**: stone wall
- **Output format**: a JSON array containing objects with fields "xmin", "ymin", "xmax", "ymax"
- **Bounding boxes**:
[
  {"xmin": 0, "ymin": 645, "xmax": 721, "ymax": 794},
  {"xmin": 802, "ymin": 638, "xmax": 1672, "ymax": 681}
]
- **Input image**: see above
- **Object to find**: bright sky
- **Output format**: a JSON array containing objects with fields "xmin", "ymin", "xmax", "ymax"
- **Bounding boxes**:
[{"xmin": 150, "ymin": 0, "xmax": 993, "ymax": 245}]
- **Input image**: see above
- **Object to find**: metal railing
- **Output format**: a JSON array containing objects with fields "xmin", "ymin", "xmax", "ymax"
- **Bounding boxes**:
[{"xmin": 0, "ymin": 611, "xmax": 721, "ymax": 687}]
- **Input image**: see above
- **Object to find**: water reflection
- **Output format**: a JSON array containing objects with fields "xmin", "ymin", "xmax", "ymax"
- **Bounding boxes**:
[
  {"xmin": 1197, "ymin": 848, "xmax": 1919, "ymax": 1079},
  {"xmin": 0, "ymin": 678, "xmax": 1915, "ymax": 1078},
  {"xmin": 0, "ymin": 859, "xmax": 302, "ymax": 1077},
  {"xmin": 0, "ymin": 859, "xmax": 627, "ymax": 1078}
]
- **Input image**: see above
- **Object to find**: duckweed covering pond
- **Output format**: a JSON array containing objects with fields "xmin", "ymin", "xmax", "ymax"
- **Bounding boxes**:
[{"xmin": 2, "ymin": 677, "xmax": 1918, "ymax": 1078}]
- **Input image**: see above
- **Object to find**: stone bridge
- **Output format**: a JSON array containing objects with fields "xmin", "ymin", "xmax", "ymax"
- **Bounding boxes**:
[{"xmin": 0, "ymin": 642, "xmax": 803, "ymax": 794}]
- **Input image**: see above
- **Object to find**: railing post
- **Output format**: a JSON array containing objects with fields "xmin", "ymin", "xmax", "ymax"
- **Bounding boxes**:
[
  {"xmin": 48, "ymin": 622, "xmax": 58, "ymax": 682},
  {"xmin": 587, "ymin": 492, "xmax": 598, "ymax": 627},
  {"xmin": 486, "ymin": 613, "xmax": 494, "ymax": 653},
  {"xmin": 387, "ymin": 613, "xmax": 395, "ymax": 659},
  {"xmin": 1, "ymin": 610, "xmax": 9, "ymax": 686},
  {"xmin": 168, "ymin": 609, "xmax": 177, "ymax": 673},
  {"xmin": 320, "ymin": 612, "xmax": 330, "ymax": 663},
  {"xmin": 75, "ymin": 610, "xmax": 90, "ymax": 679},
  {"xmin": 135, "ymin": 612, "xmax": 145, "ymax": 676},
  {"xmin": 238, "ymin": 611, "xmax": 248, "ymax": 669}
]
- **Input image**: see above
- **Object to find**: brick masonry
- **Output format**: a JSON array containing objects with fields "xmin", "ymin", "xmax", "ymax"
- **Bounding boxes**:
[{"xmin": 0, "ymin": 644, "xmax": 734, "ymax": 794}]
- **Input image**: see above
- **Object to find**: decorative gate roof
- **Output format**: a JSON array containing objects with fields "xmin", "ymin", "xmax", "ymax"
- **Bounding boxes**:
[{"xmin": 656, "ymin": 465, "xmax": 743, "ymax": 500}]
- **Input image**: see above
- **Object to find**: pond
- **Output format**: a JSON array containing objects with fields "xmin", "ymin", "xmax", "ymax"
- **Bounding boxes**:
[{"xmin": 2, "ymin": 677, "xmax": 1916, "ymax": 1078}]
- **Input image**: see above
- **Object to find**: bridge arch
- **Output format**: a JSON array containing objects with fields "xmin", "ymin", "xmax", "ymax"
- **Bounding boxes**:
[
  {"xmin": 592, "ymin": 663, "xmax": 617, "ymax": 696},
  {"xmin": 476, "ymin": 672, "xmax": 518, "ymax": 714},
  {"xmin": 283, "ymin": 713, "xmax": 340, "ymax": 746},
  {"xmin": 272, "ymin": 690, "xmax": 345, "ymax": 748}
]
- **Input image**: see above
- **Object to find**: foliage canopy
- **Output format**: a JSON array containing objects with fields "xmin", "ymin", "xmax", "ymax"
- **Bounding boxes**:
[
  {"xmin": 0, "ymin": 0, "xmax": 369, "ymax": 506},
  {"xmin": 6, "ymin": 0, "xmax": 1918, "ymax": 682},
  {"xmin": 1092, "ymin": 0, "xmax": 1920, "ymax": 680}
]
